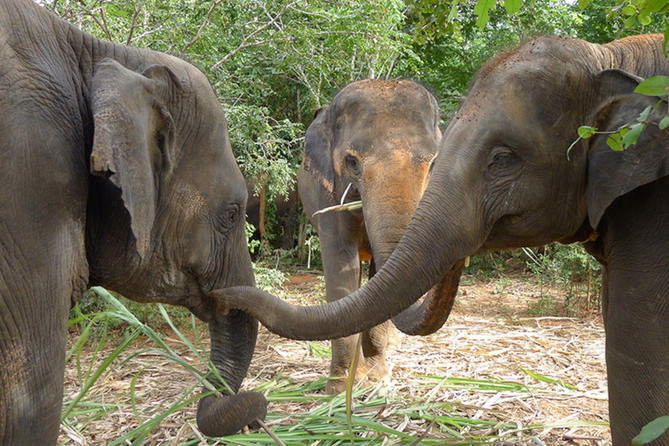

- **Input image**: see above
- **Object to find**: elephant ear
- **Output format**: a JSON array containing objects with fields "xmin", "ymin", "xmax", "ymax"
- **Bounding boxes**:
[
  {"xmin": 595, "ymin": 68, "xmax": 644, "ymax": 99},
  {"xmin": 302, "ymin": 106, "xmax": 334, "ymax": 196},
  {"xmin": 586, "ymin": 92, "xmax": 669, "ymax": 228},
  {"xmin": 428, "ymin": 90, "xmax": 441, "ymax": 138},
  {"xmin": 90, "ymin": 58, "xmax": 180, "ymax": 260}
]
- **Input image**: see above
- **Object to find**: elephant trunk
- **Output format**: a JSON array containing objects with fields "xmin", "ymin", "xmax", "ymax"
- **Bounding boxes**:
[
  {"xmin": 391, "ymin": 259, "xmax": 464, "ymax": 335},
  {"xmin": 195, "ymin": 311, "xmax": 267, "ymax": 437},
  {"xmin": 196, "ymin": 226, "xmax": 266, "ymax": 437},
  {"xmin": 210, "ymin": 165, "xmax": 482, "ymax": 340},
  {"xmin": 364, "ymin": 229, "xmax": 465, "ymax": 336}
]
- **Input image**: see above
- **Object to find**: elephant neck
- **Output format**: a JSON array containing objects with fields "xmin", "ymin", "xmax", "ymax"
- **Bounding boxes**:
[{"xmin": 602, "ymin": 34, "xmax": 669, "ymax": 77}]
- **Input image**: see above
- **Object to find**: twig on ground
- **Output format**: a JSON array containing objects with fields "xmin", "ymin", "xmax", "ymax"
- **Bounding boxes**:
[{"xmin": 409, "ymin": 418, "xmax": 436, "ymax": 446}]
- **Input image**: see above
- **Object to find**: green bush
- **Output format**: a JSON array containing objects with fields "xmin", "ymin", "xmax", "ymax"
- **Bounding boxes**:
[
  {"xmin": 463, "ymin": 252, "xmax": 508, "ymax": 278},
  {"xmin": 524, "ymin": 243, "xmax": 602, "ymax": 315}
]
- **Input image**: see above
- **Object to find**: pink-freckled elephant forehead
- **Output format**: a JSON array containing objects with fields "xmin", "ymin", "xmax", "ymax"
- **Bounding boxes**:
[{"xmin": 363, "ymin": 150, "xmax": 432, "ymax": 209}]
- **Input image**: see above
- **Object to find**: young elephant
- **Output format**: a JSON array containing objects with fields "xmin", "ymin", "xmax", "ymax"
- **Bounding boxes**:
[
  {"xmin": 298, "ymin": 79, "xmax": 445, "ymax": 392},
  {"xmin": 0, "ymin": 1, "xmax": 265, "ymax": 443}
]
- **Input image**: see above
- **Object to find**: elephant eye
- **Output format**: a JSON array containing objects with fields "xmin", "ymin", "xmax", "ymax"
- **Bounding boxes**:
[
  {"xmin": 489, "ymin": 147, "xmax": 519, "ymax": 172},
  {"xmin": 345, "ymin": 154, "xmax": 361, "ymax": 175},
  {"xmin": 225, "ymin": 205, "xmax": 240, "ymax": 223},
  {"xmin": 214, "ymin": 204, "xmax": 240, "ymax": 232}
]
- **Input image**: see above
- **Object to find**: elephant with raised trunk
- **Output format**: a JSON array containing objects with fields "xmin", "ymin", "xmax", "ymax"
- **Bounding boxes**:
[
  {"xmin": 212, "ymin": 34, "xmax": 669, "ymax": 444},
  {"xmin": 298, "ymin": 79, "xmax": 447, "ymax": 393},
  {"xmin": 0, "ymin": 0, "xmax": 266, "ymax": 443}
]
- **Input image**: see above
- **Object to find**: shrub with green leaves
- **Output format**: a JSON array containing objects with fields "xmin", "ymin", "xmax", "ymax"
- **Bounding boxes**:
[{"xmin": 524, "ymin": 243, "xmax": 601, "ymax": 314}]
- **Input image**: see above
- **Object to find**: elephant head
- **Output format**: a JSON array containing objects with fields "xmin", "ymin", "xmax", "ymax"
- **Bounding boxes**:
[
  {"xmin": 84, "ymin": 58, "xmax": 265, "ymax": 436},
  {"xmin": 301, "ymin": 79, "xmax": 462, "ymax": 335},
  {"xmin": 210, "ymin": 34, "xmax": 669, "ymax": 443},
  {"xmin": 304, "ymin": 80, "xmax": 440, "ymax": 233},
  {"xmin": 305, "ymin": 80, "xmax": 439, "ymax": 260}
]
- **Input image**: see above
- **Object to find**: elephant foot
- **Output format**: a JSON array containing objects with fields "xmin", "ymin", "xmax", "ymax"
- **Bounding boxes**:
[
  {"xmin": 365, "ymin": 356, "xmax": 391, "ymax": 385},
  {"xmin": 325, "ymin": 364, "xmax": 369, "ymax": 394},
  {"xmin": 196, "ymin": 391, "xmax": 267, "ymax": 437},
  {"xmin": 325, "ymin": 357, "xmax": 392, "ymax": 394},
  {"xmin": 324, "ymin": 377, "xmax": 347, "ymax": 394}
]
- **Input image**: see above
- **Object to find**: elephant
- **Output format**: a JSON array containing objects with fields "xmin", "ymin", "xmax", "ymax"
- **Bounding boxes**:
[
  {"xmin": 298, "ymin": 79, "xmax": 445, "ymax": 393},
  {"xmin": 211, "ymin": 34, "xmax": 669, "ymax": 444},
  {"xmin": 0, "ymin": 0, "xmax": 267, "ymax": 443}
]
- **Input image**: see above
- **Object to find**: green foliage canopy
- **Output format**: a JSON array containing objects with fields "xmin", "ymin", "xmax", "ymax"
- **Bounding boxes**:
[{"xmin": 51, "ymin": 0, "xmax": 413, "ymax": 202}]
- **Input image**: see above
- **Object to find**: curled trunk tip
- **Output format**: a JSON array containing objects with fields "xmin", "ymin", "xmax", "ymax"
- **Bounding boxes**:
[{"xmin": 196, "ymin": 391, "xmax": 267, "ymax": 437}]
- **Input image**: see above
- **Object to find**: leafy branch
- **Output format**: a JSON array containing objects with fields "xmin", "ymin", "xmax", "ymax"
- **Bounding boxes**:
[
  {"xmin": 212, "ymin": 0, "xmax": 301, "ymax": 69},
  {"xmin": 180, "ymin": 0, "xmax": 223, "ymax": 55},
  {"xmin": 567, "ymin": 75, "xmax": 669, "ymax": 158},
  {"xmin": 125, "ymin": 5, "xmax": 142, "ymax": 46}
]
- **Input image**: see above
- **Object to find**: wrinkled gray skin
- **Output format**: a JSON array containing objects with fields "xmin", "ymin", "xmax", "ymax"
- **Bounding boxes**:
[
  {"xmin": 0, "ymin": 1, "xmax": 266, "ymax": 443},
  {"xmin": 212, "ymin": 35, "xmax": 669, "ymax": 444},
  {"xmin": 298, "ymin": 80, "xmax": 445, "ymax": 392}
]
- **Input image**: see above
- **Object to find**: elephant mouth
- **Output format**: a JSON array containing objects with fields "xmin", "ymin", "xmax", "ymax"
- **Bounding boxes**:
[{"xmin": 391, "ymin": 259, "xmax": 465, "ymax": 336}]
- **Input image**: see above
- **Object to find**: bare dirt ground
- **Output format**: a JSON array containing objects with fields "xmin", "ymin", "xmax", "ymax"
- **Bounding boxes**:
[{"xmin": 59, "ymin": 270, "xmax": 609, "ymax": 445}]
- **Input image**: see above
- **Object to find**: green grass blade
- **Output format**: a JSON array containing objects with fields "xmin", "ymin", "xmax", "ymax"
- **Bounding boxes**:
[
  {"xmin": 520, "ymin": 367, "xmax": 578, "ymax": 390},
  {"xmin": 62, "ymin": 328, "xmax": 140, "ymax": 421}
]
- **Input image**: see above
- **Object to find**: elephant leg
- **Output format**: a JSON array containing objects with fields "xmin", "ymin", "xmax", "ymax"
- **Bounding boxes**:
[
  {"xmin": 605, "ymin": 270, "xmax": 669, "ymax": 445},
  {"xmin": 318, "ymin": 212, "xmax": 366, "ymax": 394},
  {"xmin": 361, "ymin": 322, "xmax": 391, "ymax": 384},
  {"xmin": 601, "ymin": 180, "xmax": 669, "ymax": 445},
  {"xmin": 196, "ymin": 310, "xmax": 267, "ymax": 437},
  {"xmin": 600, "ymin": 266, "xmax": 609, "ymax": 327},
  {"xmin": 0, "ymin": 230, "xmax": 85, "ymax": 443},
  {"xmin": 0, "ymin": 123, "xmax": 88, "ymax": 444},
  {"xmin": 361, "ymin": 259, "xmax": 391, "ymax": 384},
  {"xmin": 0, "ymin": 297, "xmax": 69, "ymax": 444}
]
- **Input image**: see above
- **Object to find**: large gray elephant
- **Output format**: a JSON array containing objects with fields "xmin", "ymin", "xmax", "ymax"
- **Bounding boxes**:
[
  {"xmin": 212, "ymin": 34, "xmax": 669, "ymax": 444},
  {"xmin": 298, "ymin": 79, "xmax": 449, "ymax": 393},
  {"xmin": 0, "ymin": 0, "xmax": 267, "ymax": 443}
]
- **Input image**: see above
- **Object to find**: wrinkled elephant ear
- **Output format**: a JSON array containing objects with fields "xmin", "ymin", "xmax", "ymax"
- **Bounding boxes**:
[
  {"xmin": 587, "ymin": 89, "xmax": 669, "ymax": 228},
  {"xmin": 90, "ymin": 58, "xmax": 181, "ymax": 260},
  {"xmin": 302, "ymin": 106, "xmax": 335, "ymax": 196}
]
